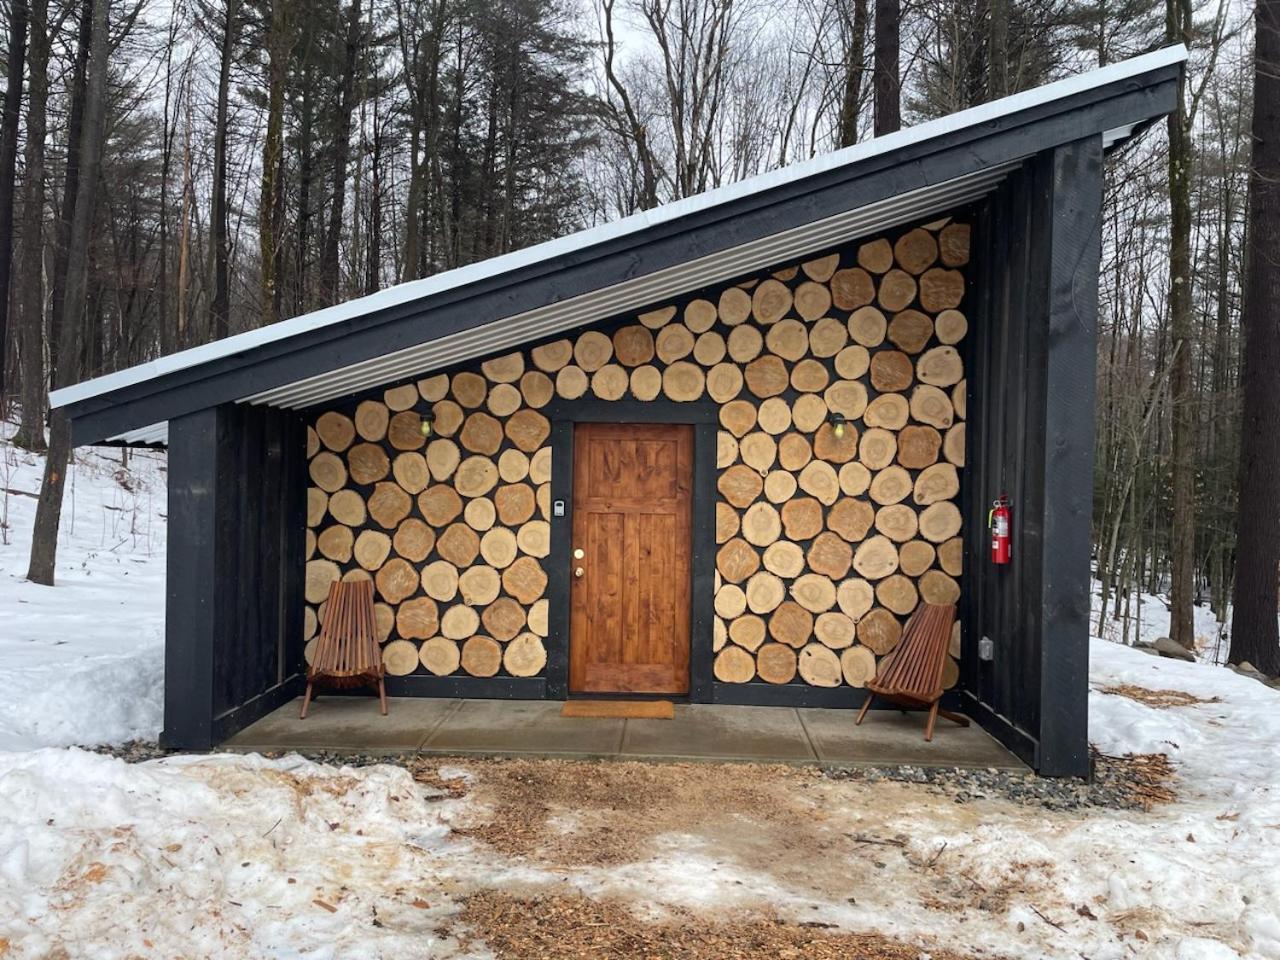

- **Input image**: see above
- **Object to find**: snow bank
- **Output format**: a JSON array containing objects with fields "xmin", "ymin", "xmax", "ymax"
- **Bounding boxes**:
[{"xmin": 0, "ymin": 433, "xmax": 166, "ymax": 750}]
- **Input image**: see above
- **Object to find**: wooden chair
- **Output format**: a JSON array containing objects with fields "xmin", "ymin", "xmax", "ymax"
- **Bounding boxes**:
[
  {"xmin": 300, "ymin": 579, "xmax": 387, "ymax": 719},
  {"xmin": 855, "ymin": 602, "xmax": 968, "ymax": 741}
]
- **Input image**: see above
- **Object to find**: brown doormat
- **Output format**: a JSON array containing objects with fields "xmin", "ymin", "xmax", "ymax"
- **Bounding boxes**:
[{"xmin": 561, "ymin": 700, "xmax": 675, "ymax": 719}]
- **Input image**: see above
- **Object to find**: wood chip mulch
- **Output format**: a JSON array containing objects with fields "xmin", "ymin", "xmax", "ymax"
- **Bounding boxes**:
[
  {"xmin": 451, "ymin": 892, "xmax": 1008, "ymax": 960},
  {"xmin": 1091, "ymin": 752, "xmax": 1178, "ymax": 810},
  {"xmin": 1097, "ymin": 683, "xmax": 1221, "ymax": 708}
]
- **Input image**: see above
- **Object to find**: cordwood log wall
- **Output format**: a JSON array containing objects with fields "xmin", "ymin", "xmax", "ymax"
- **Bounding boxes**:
[{"xmin": 302, "ymin": 215, "xmax": 970, "ymax": 693}]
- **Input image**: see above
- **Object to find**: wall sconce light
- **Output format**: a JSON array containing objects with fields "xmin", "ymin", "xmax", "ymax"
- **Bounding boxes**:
[
  {"xmin": 830, "ymin": 413, "xmax": 847, "ymax": 439},
  {"xmin": 420, "ymin": 412, "xmax": 436, "ymax": 438}
]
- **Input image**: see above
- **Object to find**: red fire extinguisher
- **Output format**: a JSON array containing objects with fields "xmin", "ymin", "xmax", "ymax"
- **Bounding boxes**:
[{"xmin": 989, "ymin": 494, "xmax": 1011, "ymax": 565}]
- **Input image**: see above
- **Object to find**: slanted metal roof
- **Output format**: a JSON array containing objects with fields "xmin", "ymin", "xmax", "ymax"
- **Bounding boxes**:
[{"xmin": 52, "ymin": 46, "xmax": 1186, "ymax": 447}]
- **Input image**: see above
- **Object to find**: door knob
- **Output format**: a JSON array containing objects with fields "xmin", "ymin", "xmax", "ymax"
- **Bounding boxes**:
[{"xmin": 574, "ymin": 566, "xmax": 585, "ymax": 578}]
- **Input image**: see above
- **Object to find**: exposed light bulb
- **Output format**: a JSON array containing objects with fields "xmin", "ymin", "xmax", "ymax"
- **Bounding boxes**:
[{"xmin": 420, "ymin": 417, "xmax": 433, "ymax": 438}]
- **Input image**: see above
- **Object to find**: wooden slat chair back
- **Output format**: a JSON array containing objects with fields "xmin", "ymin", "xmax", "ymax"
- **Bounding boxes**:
[
  {"xmin": 300, "ymin": 579, "xmax": 388, "ymax": 719},
  {"xmin": 855, "ymin": 602, "xmax": 969, "ymax": 741}
]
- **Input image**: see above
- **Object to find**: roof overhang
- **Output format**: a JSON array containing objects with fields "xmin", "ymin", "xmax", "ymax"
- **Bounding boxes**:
[{"xmin": 53, "ymin": 46, "xmax": 1186, "ymax": 447}]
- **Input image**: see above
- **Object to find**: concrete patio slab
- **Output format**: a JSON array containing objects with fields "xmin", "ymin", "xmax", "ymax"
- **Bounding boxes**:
[
  {"xmin": 224, "ymin": 696, "xmax": 458, "ymax": 753},
  {"xmin": 422, "ymin": 699, "xmax": 626, "ymax": 756},
  {"xmin": 620, "ymin": 703, "xmax": 816, "ymax": 761},
  {"xmin": 799, "ymin": 707, "xmax": 1024, "ymax": 769}
]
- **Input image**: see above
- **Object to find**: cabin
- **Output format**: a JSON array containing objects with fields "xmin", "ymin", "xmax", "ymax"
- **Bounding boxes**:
[{"xmin": 50, "ymin": 48, "xmax": 1185, "ymax": 777}]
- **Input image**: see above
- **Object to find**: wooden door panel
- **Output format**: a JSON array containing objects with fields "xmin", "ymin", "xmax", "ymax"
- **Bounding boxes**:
[{"xmin": 570, "ymin": 423, "xmax": 692, "ymax": 695}]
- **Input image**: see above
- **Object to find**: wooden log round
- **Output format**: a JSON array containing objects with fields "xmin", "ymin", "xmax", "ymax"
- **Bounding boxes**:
[
  {"xmin": 717, "ymin": 430, "xmax": 739, "ymax": 469},
  {"xmin": 765, "ymin": 318, "xmax": 808, "ymax": 361},
  {"xmin": 847, "ymin": 306, "xmax": 886, "ymax": 347},
  {"xmin": 555, "ymin": 365, "xmax": 589, "ymax": 399},
  {"xmin": 729, "ymin": 614, "xmax": 767, "ymax": 652},
  {"xmin": 305, "ymin": 557, "xmax": 338, "ymax": 599},
  {"xmin": 858, "ymin": 607, "xmax": 902, "ymax": 654},
  {"xmin": 953, "ymin": 380, "xmax": 966, "ymax": 420},
  {"xmin": 317, "ymin": 525, "xmax": 353, "ymax": 562},
  {"xmin": 454, "ymin": 457, "xmax": 500, "ymax": 498},
  {"xmin": 935, "ymin": 309, "xmax": 967, "ymax": 345},
  {"xmin": 392, "ymin": 452, "xmax": 430, "ymax": 495},
  {"xmin": 888, "ymin": 310, "xmax": 934, "ymax": 354},
  {"xmin": 893, "ymin": 228, "xmax": 939, "ymax": 275},
  {"xmin": 878, "ymin": 269, "xmax": 917, "ymax": 312},
  {"xmin": 718, "ymin": 286, "xmax": 752, "ymax": 325},
  {"xmin": 800, "ymin": 252, "xmax": 839, "ymax": 282},
  {"xmin": 857, "ymin": 238, "xmax": 893, "ymax": 274},
  {"xmin": 837, "ymin": 578, "xmax": 875, "ymax": 620},
  {"xmin": 898, "ymin": 539, "xmax": 936, "ymax": 577},
  {"xmin": 841, "ymin": 645, "xmax": 877, "ymax": 687},
  {"xmin": 944, "ymin": 423, "xmax": 965, "ymax": 466},
  {"xmin": 418, "ymin": 373, "xmax": 449, "ymax": 402},
  {"xmin": 746, "ymin": 571, "xmax": 787, "ymax": 614},
  {"xmin": 808, "ymin": 317, "xmax": 847, "ymax": 359},
  {"xmin": 825, "ymin": 499, "xmax": 873, "ymax": 545},
  {"xmin": 421, "ymin": 560, "xmax": 459, "ymax": 602},
  {"xmin": 629, "ymin": 365, "xmax": 662, "ymax": 401},
  {"xmin": 798, "ymin": 643, "xmax": 842, "ymax": 687},
  {"xmin": 638, "ymin": 305, "xmax": 676, "ymax": 329},
  {"xmin": 307, "ymin": 427, "xmax": 320, "ymax": 459},
  {"xmin": 517, "ymin": 519, "xmax": 550, "ymax": 558},
  {"xmin": 864, "ymin": 394, "xmax": 909, "ymax": 430},
  {"xmin": 375, "ymin": 557, "xmax": 419, "ymax": 604},
  {"xmin": 341, "ymin": 569, "xmax": 372, "ymax": 584},
  {"xmin": 858, "ymin": 428, "xmax": 897, "ymax": 471},
  {"xmin": 497, "ymin": 449, "xmax": 529, "ymax": 485},
  {"xmin": 718, "ymin": 463, "xmax": 763, "ymax": 509},
  {"xmin": 706, "ymin": 362, "xmax": 743, "ymax": 402},
  {"xmin": 875, "ymin": 503, "xmax": 919, "ymax": 542},
  {"xmin": 716, "ymin": 502, "xmax": 740, "ymax": 543},
  {"xmin": 752, "ymin": 398, "xmax": 790, "ymax": 436},
  {"xmin": 762, "ymin": 540, "xmax": 805, "ymax": 578},
  {"xmin": 353, "ymin": 530, "xmax": 392, "ymax": 570},
  {"xmin": 504, "ymin": 633, "xmax": 547, "ymax": 677},
  {"xmin": 431, "ymin": 400, "xmax": 464, "ymax": 437},
  {"xmin": 790, "ymin": 358, "xmax": 830, "ymax": 395},
  {"xmin": 824, "ymin": 380, "xmax": 868, "ymax": 420},
  {"xmin": 305, "ymin": 530, "xmax": 317, "ymax": 560},
  {"xmin": 778, "ymin": 433, "xmax": 812, "ymax": 472},
  {"xmin": 693, "ymin": 330, "xmax": 727, "ymax": 366},
  {"xmin": 939, "ymin": 536, "xmax": 963, "ymax": 576},
  {"xmin": 328, "ymin": 489, "xmax": 366, "ymax": 527},
  {"xmin": 393, "ymin": 518, "xmax": 435, "ymax": 563},
  {"xmin": 853, "ymin": 535, "xmax": 899, "ymax": 580},
  {"xmin": 716, "ymin": 537, "xmax": 761, "ymax": 583},
  {"xmin": 353, "ymin": 402, "xmax": 389, "ymax": 443},
  {"xmin": 397, "ymin": 596, "xmax": 440, "ymax": 640},
  {"xmin": 781, "ymin": 497, "xmax": 823, "ymax": 540},
  {"xmin": 876, "ymin": 574, "xmax": 918, "ymax": 615},
  {"xmin": 502, "ymin": 556, "xmax": 547, "ymax": 604},
  {"xmin": 757, "ymin": 642, "xmax": 799, "ymax": 684},
  {"xmin": 309, "ymin": 452, "xmax": 348, "ymax": 493},
  {"xmin": 420, "ymin": 636, "xmax": 461, "ymax": 676},
  {"xmin": 798, "ymin": 460, "xmax": 840, "ymax": 505},
  {"xmin": 385, "ymin": 383, "xmax": 420, "ymax": 412},
  {"xmin": 495, "ymin": 483, "xmax": 536, "ymax": 526},
  {"xmin": 814, "ymin": 611, "xmax": 856, "ymax": 650},
  {"xmin": 868, "ymin": 465, "xmax": 912, "ymax": 505},
  {"xmin": 527, "ymin": 448, "xmax": 551, "ymax": 486},
  {"xmin": 834, "ymin": 345, "xmax": 870, "ymax": 381},
  {"xmin": 487, "ymin": 383, "xmax": 522, "ymax": 418},
  {"xmin": 574, "ymin": 331, "xmax": 613, "ymax": 372},
  {"xmin": 479, "ymin": 526, "xmax": 518, "ymax": 568},
  {"xmin": 741, "ymin": 501, "xmax": 782, "ymax": 546},
  {"xmin": 791, "ymin": 393, "xmax": 829, "ymax": 433},
  {"xmin": 743, "ymin": 356, "xmax": 789, "ymax": 399},
  {"xmin": 919, "ymin": 268, "xmax": 965, "ymax": 312},
  {"xmin": 869, "ymin": 351, "xmax": 913, "ymax": 392},
  {"xmin": 383, "ymin": 640, "xmax": 420, "ymax": 677},
  {"xmin": 307, "ymin": 488, "xmax": 328, "ymax": 528},
  {"xmin": 897, "ymin": 425, "xmax": 941, "ymax": 469},
  {"xmin": 919, "ymin": 501, "xmax": 963, "ymax": 543},
  {"xmin": 791, "ymin": 572, "xmax": 837, "ymax": 613},
  {"xmin": 369, "ymin": 482, "xmax": 412, "ymax": 528},
  {"xmin": 764, "ymin": 469, "xmax": 797, "ymax": 504},
  {"xmin": 714, "ymin": 645, "xmax": 755, "ymax": 683},
  {"xmin": 655, "ymin": 323, "xmax": 695, "ymax": 364},
  {"xmin": 917, "ymin": 346, "xmax": 963, "ymax": 387},
  {"xmin": 768, "ymin": 602, "xmax": 813, "ymax": 650},
  {"xmin": 950, "ymin": 620, "xmax": 961, "ymax": 659},
  {"xmin": 838, "ymin": 463, "xmax": 871, "ymax": 498},
  {"xmin": 910, "ymin": 385, "xmax": 954, "ymax": 430},
  {"xmin": 813, "ymin": 422, "xmax": 857, "ymax": 464},
  {"xmin": 481, "ymin": 351, "xmax": 524, "ymax": 384},
  {"xmin": 505, "ymin": 409, "xmax": 551, "ymax": 453},
  {"xmin": 425, "ymin": 439, "xmax": 461, "ymax": 482},
  {"xmin": 919, "ymin": 569, "xmax": 961, "ymax": 605},
  {"xmin": 684, "ymin": 298, "xmax": 718, "ymax": 332},
  {"xmin": 419, "ymin": 484, "xmax": 463, "ymax": 526},
  {"xmin": 304, "ymin": 606, "xmax": 318, "ymax": 642},
  {"xmin": 751, "ymin": 278, "xmax": 792, "ymax": 324},
  {"xmin": 450, "ymin": 371, "xmax": 488, "ymax": 409},
  {"xmin": 715, "ymin": 583, "xmax": 747, "ymax": 619},
  {"xmin": 461, "ymin": 636, "xmax": 502, "ymax": 677},
  {"xmin": 662, "ymin": 361, "xmax": 705, "ymax": 401},
  {"xmin": 807, "ymin": 531, "xmax": 853, "ymax": 579},
  {"xmin": 914, "ymin": 463, "xmax": 959, "ymax": 505},
  {"xmin": 794, "ymin": 281, "xmax": 832, "ymax": 321},
  {"xmin": 459, "ymin": 565, "xmax": 501, "ymax": 606},
  {"xmin": 385, "ymin": 411, "xmax": 426, "ymax": 452},
  {"xmin": 520, "ymin": 370, "xmax": 554, "ymax": 409},
  {"xmin": 831, "ymin": 267, "xmax": 875, "ymax": 310},
  {"xmin": 739, "ymin": 432, "xmax": 777, "ymax": 473},
  {"xmin": 532, "ymin": 339, "xmax": 573, "ymax": 372},
  {"xmin": 437, "ymin": 522, "xmax": 481, "ymax": 567},
  {"xmin": 939, "ymin": 222, "xmax": 971, "ymax": 266},
  {"xmin": 441, "ymin": 604, "xmax": 481, "ymax": 641},
  {"xmin": 482, "ymin": 596, "xmax": 526, "ymax": 642},
  {"xmin": 719, "ymin": 399, "xmax": 757, "ymax": 438}
]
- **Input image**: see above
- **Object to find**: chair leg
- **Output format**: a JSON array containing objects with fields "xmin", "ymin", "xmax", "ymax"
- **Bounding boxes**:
[
  {"xmin": 855, "ymin": 692, "xmax": 874, "ymax": 726},
  {"xmin": 937, "ymin": 708, "xmax": 970, "ymax": 728},
  {"xmin": 924, "ymin": 701, "xmax": 939, "ymax": 742},
  {"xmin": 378, "ymin": 676, "xmax": 388, "ymax": 716},
  {"xmin": 300, "ymin": 682, "xmax": 314, "ymax": 720}
]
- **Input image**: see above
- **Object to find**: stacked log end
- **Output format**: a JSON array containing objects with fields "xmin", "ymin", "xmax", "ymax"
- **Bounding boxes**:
[{"xmin": 306, "ymin": 216, "xmax": 969, "ymax": 689}]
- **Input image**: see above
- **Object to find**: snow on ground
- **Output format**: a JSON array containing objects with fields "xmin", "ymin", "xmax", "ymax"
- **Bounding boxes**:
[
  {"xmin": 0, "ymin": 429, "xmax": 166, "ymax": 750},
  {"xmin": 1090, "ymin": 575, "xmax": 1238, "ymax": 664}
]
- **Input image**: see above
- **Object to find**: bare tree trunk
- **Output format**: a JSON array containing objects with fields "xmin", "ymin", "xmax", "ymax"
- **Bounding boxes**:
[
  {"xmin": 27, "ymin": 0, "xmax": 109, "ymax": 586},
  {"xmin": 321, "ymin": 0, "xmax": 362, "ymax": 303},
  {"xmin": 1230, "ymin": 0, "xmax": 1280, "ymax": 676},
  {"xmin": 872, "ymin": 0, "xmax": 899, "ymax": 136},
  {"xmin": 0, "ymin": 0, "xmax": 28, "ymax": 401},
  {"xmin": 260, "ymin": 0, "xmax": 289, "ymax": 325},
  {"xmin": 209, "ymin": 0, "xmax": 239, "ymax": 339},
  {"xmin": 177, "ymin": 76, "xmax": 193, "ymax": 346},
  {"xmin": 837, "ymin": 0, "xmax": 869, "ymax": 147},
  {"xmin": 13, "ymin": 0, "xmax": 48, "ymax": 452}
]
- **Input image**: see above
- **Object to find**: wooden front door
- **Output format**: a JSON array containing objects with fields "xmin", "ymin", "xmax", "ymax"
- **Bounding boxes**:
[{"xmin": 569, "ymin": 422, "xmax": 693, "ymax": 694}]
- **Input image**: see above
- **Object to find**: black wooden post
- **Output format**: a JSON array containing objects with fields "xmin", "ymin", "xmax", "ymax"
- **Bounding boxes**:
[{"xmin": 1035, "ymin": 135, "xmax": 1103, "ymax": 777}]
